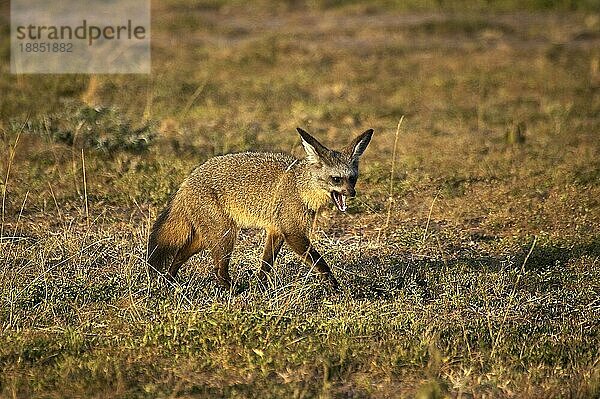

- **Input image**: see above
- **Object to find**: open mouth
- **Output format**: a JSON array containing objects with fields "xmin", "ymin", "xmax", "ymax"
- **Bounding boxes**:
[{"xmin": 331, "ymin": 191, "xmax": 347, "ymax": 212}]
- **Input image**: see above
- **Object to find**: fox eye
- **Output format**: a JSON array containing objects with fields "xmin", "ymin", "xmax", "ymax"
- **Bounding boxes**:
[{"xmin": 330, "ymin": 176, "xmax": 343, "ymax": 185}]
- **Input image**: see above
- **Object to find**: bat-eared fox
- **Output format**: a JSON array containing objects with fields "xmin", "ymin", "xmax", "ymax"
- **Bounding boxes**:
[{"xmin": 147, "ymin": 127, "xmax": 373, "ymax": 290}]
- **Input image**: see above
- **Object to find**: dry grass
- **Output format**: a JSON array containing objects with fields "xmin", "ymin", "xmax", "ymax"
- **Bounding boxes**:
[{"xmin": 1, "ymin": 1, "xmax": 599, "ymax": 398}]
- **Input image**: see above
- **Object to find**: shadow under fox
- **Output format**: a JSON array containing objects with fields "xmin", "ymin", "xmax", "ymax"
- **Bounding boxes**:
[{"xmin": 147, "ymin": 127, "xmax": 373, "ymax": 289}]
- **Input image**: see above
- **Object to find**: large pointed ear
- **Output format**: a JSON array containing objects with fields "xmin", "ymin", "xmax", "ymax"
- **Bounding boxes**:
[
  {"xmin": 344, "ymin": 129, "xmax": 373, "ymax": 160},
  {"xmin": 297, "ymin": 127, "xmax": 329, "ymax": 164}
]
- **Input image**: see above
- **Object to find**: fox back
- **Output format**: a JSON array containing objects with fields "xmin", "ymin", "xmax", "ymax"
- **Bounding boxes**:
[
  {"xmin": 147, "ymin": 127, "xmax": 373, "ymax": 290},
  {"xmin": 184, "ymin": 152, "xmax": 309, "ymax": 230}
]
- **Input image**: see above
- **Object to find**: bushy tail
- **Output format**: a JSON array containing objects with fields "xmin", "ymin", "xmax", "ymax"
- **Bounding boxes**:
[{"xmin": 147, "ymin": 202, "xmax": 190, "ymax": 275}]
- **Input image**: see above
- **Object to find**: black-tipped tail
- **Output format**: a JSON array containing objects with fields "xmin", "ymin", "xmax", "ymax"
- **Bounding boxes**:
[{"xmin": 147, "ymin": 205, "xmax": 178, "ymax": 275}]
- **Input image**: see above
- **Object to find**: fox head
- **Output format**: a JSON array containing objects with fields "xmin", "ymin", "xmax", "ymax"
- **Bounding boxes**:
[{"xmin": 297, "ymin": 127, "xmax": 373, "ymax": 212}]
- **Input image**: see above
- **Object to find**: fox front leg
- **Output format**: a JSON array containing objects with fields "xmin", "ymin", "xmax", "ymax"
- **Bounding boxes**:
[
  {"xmin": 258, "ymin": 230, "xmax": 285, "ymax": 284},
  {"xmin": 283, "ymin": 232, "xmax": 339, "ymax": 290}
]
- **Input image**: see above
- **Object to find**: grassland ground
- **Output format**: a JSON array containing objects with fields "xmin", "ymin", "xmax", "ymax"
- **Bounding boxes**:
[{"xmin": 1, "ymin": 1, "xmax": 600, "ymax": 398}]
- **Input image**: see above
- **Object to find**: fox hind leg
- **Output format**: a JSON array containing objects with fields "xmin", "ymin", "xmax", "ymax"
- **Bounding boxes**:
[
  {"xmin": 168, "ymin": 231, "xmax": 203, "ymax": 278},
  {"xmin": 208, "ymin": 223, "xmax": 238, "ymax": 289}
]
